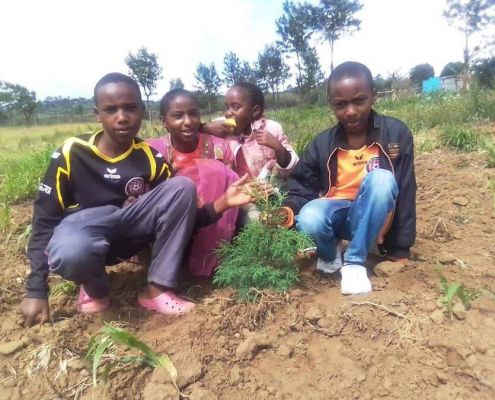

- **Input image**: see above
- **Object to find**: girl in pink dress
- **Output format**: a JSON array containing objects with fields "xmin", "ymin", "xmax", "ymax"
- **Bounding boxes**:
[{"xmin": 147, "ymin": 89, "xmax": 241, "ymax": 277}]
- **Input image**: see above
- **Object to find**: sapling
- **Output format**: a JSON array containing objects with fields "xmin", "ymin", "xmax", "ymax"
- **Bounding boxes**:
[
  {"xmin": 436, "ymin": 267, "xmax": 479, "ymax": 320},
  {"xmin": 214, "ymin": 184, "xmax": 314, "ymax": 301}
]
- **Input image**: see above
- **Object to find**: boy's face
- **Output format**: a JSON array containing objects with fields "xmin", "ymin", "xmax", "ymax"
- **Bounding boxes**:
[
  {"xmin": 328, "ymin": 75, "xmax": 375, "ymax": 136},
  {"xmin": 224, "ymin": 87, "xmax": 261, "ymax": 135},
  {"xmin": 162, "ymin": 95, "xmax": 201, "ymax": 147},
  {"xmin": 94, "ymin": 82, "xmax": 144, "ymax": 147}
]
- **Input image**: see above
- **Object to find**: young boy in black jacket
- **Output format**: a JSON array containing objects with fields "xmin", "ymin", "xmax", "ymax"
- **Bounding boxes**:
[
  {"xmin": 281, "ymin": 61, "xmax": 416, "ymax": 295},
  {"xmin": 20, "ymin": 73, "xmax": 262, "ymax": 325}
]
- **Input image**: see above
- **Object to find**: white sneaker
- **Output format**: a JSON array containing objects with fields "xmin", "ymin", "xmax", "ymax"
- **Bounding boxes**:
[
  {"xmin": 316, "ymin": 242, "xmax": 343, "ymax": 274},
  {"xmin": 340, "ymin": 264, "xmax": 372, "ymax": 295}
]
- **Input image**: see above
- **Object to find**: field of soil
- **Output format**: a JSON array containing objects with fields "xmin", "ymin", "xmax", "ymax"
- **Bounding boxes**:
[{"xmin": 0, "ymin": 150, "xmax": 494, "ymax": 400}]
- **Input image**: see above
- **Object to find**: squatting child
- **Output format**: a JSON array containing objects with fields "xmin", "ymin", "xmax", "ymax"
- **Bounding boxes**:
[
  {"xmin": 20, "ymin": 73, "xmax": 260, "ymax": 325},
  {"xmin": 281, "ymin": 62, "xmax": 416, "ymax": 295}
]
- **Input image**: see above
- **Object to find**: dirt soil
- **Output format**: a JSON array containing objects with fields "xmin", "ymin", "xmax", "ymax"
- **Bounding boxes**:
[{"xmin": 0, "ymin": 150, "xmax": 494, "ymax": 400}]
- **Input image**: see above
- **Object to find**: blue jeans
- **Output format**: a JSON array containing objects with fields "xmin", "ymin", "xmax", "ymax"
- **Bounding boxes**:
[{"xmin": 295, "ymin": 169, "xmax": 398, "ymax": 266}]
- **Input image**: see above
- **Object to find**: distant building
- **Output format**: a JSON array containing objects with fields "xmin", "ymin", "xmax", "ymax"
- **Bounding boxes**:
[{"xmin": 422, "ymin": 75, "xmax": 464, "ymax": 93}]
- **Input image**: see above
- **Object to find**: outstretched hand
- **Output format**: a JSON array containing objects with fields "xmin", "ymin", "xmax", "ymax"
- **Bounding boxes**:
[
  {"xmin": 224, "ymin": 174, "xmax": 273, "ymax": 207},
  {"xmin": 20, "ymin": 297, "xmax": 50, "ymax": 327}
]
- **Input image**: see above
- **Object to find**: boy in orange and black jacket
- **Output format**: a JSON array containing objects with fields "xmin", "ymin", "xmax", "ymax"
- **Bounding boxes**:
[{"xmin": 282, "ymin": 61, "xmax": 416, "ymax": 295}]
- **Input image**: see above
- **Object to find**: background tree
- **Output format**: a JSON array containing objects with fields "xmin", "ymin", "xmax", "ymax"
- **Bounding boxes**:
[
  {"xmin": 276, "ymin": 0, "xmax": 312, "ymax": 96},
  {"xmin": 306, "ymin": 0, "xmax": 363, "ymax": 72},
  {"xmin": 0, "ymin": 82, "xmax": 38, "ymax": 126},
  {"xmin": 73, "ymin": 104, "xmax": 85, "ymax": 122},
  {"xmin": 195, "ymin": 62, "xmax": 222, "ymax": 116},
  {"xmin": 169, "ymin": 78, "xmax": 184, "ymax": 90},
  {"xmin": 409, "ymin": 63, "xmax": 435, "ymax": 86},
  {"xmin": 125, "ymin": 47, "xmax": 163, "ymax": 123},
  {"xmin": 223, "ymin": 52, "xmax": 257, "ymax": 86},
  {"xmin": 255, "ymin": 44, "xmax": 291, "ymax": 106},
  {"xmin": 440, "ymin": 61, "xmax": 465, "ymax": 76},
  {"xmin": 472, "ymin": 56, "xmax": 495, "ymax": 88},
  {"xmin": 300, "ymin": 46, "xmax": 324, "ymax": 96},
  {"xmin": 374, "ymin": 74, "xmax": 392, "ymax": 91},
  {"xmin": 443, "ymin": 0, "xmax": 495, "ymax": 86}
]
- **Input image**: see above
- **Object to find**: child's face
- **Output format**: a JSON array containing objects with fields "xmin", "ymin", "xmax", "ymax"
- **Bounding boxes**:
[
  {"xmin": 224, "ymin": 87, "xmax": 261, "ymax": 135},
  {"xmin": 95, "ymin": 82, "xmax": 144, "ymax": 147},
  {"xmin": 328, "ymin": 75, "xmax": 375, "ymax": 136},
  {"xmin": 162, "ymin": 95, "xmax": 201, "ymax": 147}
]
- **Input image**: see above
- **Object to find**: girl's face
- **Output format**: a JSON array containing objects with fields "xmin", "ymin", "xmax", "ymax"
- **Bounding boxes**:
[
  {"xmin": 224, "ymin": 87, "xmax": 261, "ymax": 135},
  {"xmin": 162, "ymin": 95, "xmax": 201, "ymax": 148}
]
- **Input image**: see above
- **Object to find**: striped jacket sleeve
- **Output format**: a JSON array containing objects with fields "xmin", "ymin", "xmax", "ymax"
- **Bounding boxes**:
[{"xmin": 26, "ymin": 147, "xmax": 72, "ymax": 299}]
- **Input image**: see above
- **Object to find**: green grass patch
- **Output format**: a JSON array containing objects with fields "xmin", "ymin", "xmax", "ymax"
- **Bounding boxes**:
[
  {"xmin": 439, "ymin": 124, "xmax": 481, "ymax": 151},
  {"xmin": 86, "ymin": 325, "xmax": 179, "ymax": 391}
]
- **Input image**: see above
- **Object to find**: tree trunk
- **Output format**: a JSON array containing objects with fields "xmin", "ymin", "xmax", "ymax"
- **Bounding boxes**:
[
  {"xmin": 295, "ymin": 51, "xmax": 303, "ymax": 98},
  {"xmin": 462, "ymin": 26, "xmax": 469, "ymax": 90},
  {"xmin": 330, "ymin": 40, "xmax": 334, "ymax": 73},
  {"xmin": 146, "ymin": 96, "xmax": 152, "ymax": 125}
]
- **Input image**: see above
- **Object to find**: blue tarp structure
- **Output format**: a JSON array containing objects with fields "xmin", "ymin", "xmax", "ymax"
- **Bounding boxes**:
[{"xmin": 422, "ymin": 77, "xmax": 441, "ymax": 93}]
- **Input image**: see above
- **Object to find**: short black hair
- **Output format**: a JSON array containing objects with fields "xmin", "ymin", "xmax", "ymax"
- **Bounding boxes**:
[
  {"xmin": 159, "ymin": 89, "xmax": 198, "ymax": 117},
  {"xmin": 232, "ymin": 82, "xmax": 265, "ymax": 114},
  {"xmin": 93, "ymin": 73, "xmax": 143, "ymax": 106},
  {"xmin": 327, "ymin": 61, "xmax": 374, "ymax": 98}
]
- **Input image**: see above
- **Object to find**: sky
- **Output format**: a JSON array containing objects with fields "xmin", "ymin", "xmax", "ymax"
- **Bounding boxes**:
[{"xmin": 1, "ymin": 0, "xmax": 493, "ymax": 100}]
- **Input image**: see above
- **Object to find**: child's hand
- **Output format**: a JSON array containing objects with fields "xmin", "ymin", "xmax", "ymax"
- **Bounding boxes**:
[
  {"xmin": 202, "ymin": 121, "xmax": 235, "ymax": 138},
  {"xmin": 213, "ymin": 174, "xmax": 273, "ymax": 213},
  {"xmin": 122, "ymin": 196, "xmax": 137, "ymax": 208},
  {"xmin": 254, "ymin": 130, "xmax": 282, "ymax": 151},
  {"xmin": 20, "ymin": 297, "xmax": 50, "ymax": 327}
]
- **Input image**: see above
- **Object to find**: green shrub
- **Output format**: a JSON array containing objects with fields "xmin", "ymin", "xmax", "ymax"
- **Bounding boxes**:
[
  {"xmin": 483, "ymin": 139, "xmax": 495, "ymax": 167},
  {"xmin": 439, "ymin": 124, "xmax": 480, "ymax": 151},
  {"xmin": 214, "ymin": 190, "xmax": 314, "ymax": 301}
]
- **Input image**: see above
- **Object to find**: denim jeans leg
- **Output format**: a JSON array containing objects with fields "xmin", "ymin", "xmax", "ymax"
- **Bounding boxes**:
[
  {"xmin": 296, "ymin": 198, "xmax": 351, "ymax": 262},
  {"xmin": 344, "ymin": 169, "xmax": 399, "ymax": 266}
]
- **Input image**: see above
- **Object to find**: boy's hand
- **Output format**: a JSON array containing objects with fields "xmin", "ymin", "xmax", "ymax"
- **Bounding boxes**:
[
  {"xmin": 20, "ymin": 298, "xmax": 50, "ymax": 327},
  {"xmin": 202, "ymin": 121, "xmax": 235, "ymax": 138},
  {"xmin": 254, "ymin": 130, "xmax": 281, "ymax": 151},
  {"xmin": 122, "ymin": 196, "xmax": 137, "ymax": 208}
]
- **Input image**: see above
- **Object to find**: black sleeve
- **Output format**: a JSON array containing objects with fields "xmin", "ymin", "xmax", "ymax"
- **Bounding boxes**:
[
  {"xmin": 26, "ymin": 149, "xmax": 72, "ymax": 299},
  {"xmin": 284, "ymin": 137, "xmax": 324, "ymax": 215},
  {"xmin": 195, "ymin": 203, "xmax": 221, "ymax": 229},
  {"xmin": 382, "ymin": 131, "xmax": 416, "ymax": 258}
]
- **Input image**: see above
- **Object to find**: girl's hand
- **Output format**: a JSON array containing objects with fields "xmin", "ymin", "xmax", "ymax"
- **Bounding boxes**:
[
  {"xmin": 20, "ymin": 298, "xmax": 50, "ymax": 327},
  {"xmin": 202, "ymin": 121, "xmax": 235, "ymax": 138},
  {"xmin": 254, "ymin": 130, "xmax": 282, "ymax": 151},
  {"xmin": 213, "ymin": 174, "xmax": 273, "ymax": 213}
]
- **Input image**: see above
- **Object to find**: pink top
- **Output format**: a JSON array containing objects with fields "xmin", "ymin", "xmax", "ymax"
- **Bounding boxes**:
[{"xmin": 227, "ymin": 118, "xmax": 299, "ymax": 178}]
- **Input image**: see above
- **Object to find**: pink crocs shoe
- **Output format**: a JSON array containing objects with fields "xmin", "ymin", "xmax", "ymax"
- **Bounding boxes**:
[
  {"xmin": 76, "ymin": 286, "xmax": 110, "ymax": 314},
  {"xmin": 138, "ymin": 291, "xmax": 195, "ymax": 315}
]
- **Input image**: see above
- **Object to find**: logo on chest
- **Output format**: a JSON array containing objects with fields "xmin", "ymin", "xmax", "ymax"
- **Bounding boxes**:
[
  {"xmin": 104, "ymin": 167, "xmax": 121, "ymax": 181},
  {"xmin": 366, "ymin": 157, "xmax": 380, "ymax": 172},
  {"xmin": 125, "ymin": 177, "xmax": 145, "ymax": 197}
]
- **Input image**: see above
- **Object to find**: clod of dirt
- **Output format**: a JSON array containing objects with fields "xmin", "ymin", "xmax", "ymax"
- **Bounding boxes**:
[
  {"xmin": 453, "ymin": 196, "xmax": 469, "ymax": 206},
  {"xmin": 187, "ymin": 383, "xmax": 218, "ymax": 400},
  {"xmin": 276, "ymin": 344, "xmax": 293, "ymax": 359},
  {"xmin": 436, "ymin": 372, "xmax": 448, "ymax": 384},
  {"xmin": 304, "ymin": 306, "xmax": 323, "ymax": 322},
  {"xmin": 235, "ymin": 332, "xmax": 272, "ymax": 360},
  {"xmin": 437, "ymin": 252, "xmax": 457, "ymax": 264},
  {"xmin": 173, "ymin": 350, "xmax": 204, "ymax": 388},
  {"xmin": 229, "ymin": 364, "xmax": 242, "ymax": 385},
  {"xmin": 431, "ymin": 310, "xmax": 445, "ymax": 324},
  {"xmin": 452, "ymin": 302, "xmax": 467, "ymax": 320},
  {"xmin": 373, "ymin": 260, "xmax": 406, "ymax": 277},
  {"xmin": 143, "ymin": 367, "xmax": 178, "ymax": 400},
  {"xmin": 0, "ymin": 337, "xmax": 30, "ymax": 356}
]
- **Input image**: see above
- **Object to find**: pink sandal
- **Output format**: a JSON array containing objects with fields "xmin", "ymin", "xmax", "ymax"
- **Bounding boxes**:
[
  {"xmin": 138, "ymin": 290, "xmax": 195, "ymax": 315},
  {"xmin": 76, "ymin": 286, "xmax": 110, "ymax": 314}
]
